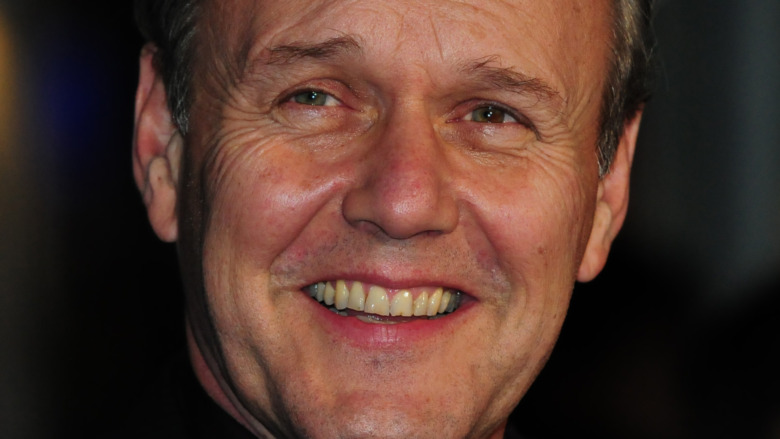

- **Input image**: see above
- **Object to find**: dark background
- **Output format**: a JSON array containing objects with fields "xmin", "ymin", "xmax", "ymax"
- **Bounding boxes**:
[{"xmin": 1, "ymin": 1, "xmax": 778, "ymax": 438}]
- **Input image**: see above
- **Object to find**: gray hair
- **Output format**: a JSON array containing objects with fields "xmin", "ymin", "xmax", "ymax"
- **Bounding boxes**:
[
  {"xmin": 601, "ymin": 0, "xmax": 654, "ymax": 175},
  {"xmin": 135, "ymin": 0, "xmax": 654, "ymax": 174},
  {"xmin": 135, "ymin": 0, "xmax": 199, "ymax": 134}
]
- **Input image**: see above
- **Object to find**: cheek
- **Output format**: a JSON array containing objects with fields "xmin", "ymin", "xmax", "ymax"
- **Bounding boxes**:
[
  {"xmin": 466, "ymin": 157, "xmax": 597, "ymax": 300},
  {"xmin": 531, "ymin": 173, "xmax": 595, "ymax": 264},
  {"xmin": 200, "ymin": 144, "xmax": 341, "ymax": 285}
]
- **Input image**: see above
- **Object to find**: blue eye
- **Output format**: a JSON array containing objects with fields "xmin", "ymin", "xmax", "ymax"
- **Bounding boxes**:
[
  {"xmin": 469, "ymin": 106, "xmax": 516, "ymax": 123},
  {"xmin": 292, "ymin": 90, "xmax": 333, "ymax": 106}
]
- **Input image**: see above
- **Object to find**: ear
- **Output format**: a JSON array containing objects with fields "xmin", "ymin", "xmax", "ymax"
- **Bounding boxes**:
[
  {"xmin": 133, "ymin": 44, "xmax": 182, "ymax": 243},
  {"xmin": 577, "ymin": 111, "xmax": 642, "ymax": 282}
]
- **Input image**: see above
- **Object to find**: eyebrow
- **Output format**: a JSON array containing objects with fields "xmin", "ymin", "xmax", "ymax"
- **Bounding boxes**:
[
  {"xmin": 258, "ymin": 37, "xmax": 558, "ymax": 101},
  {"xmin": 460, "ymin": 57, "xmax": 563, "ymax": 109},
  {"xmin": 263, "ymin": 35, "xmax": 363, "ymax": 65},
  {"xmin": 250, "ymin": 38, "xmax": 563, "ymax": 117}
]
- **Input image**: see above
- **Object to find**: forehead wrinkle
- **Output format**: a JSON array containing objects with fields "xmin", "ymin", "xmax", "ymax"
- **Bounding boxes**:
[
  {"xmin": 428, "ymin": 14, "xmax": 447, "ymax": 64},
  {"xmin": 237, "ymin": 35, "xmax": 364, "ymax": 87}
]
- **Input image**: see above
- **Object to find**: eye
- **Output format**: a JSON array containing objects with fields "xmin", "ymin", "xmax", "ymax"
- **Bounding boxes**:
[
  {"xmin": 290, "ymin": 90, "xmax": 340, "ymax": 106},
  {"xmin": 465, "ymin": 105, "xmax": 518, "ymax": 124}
]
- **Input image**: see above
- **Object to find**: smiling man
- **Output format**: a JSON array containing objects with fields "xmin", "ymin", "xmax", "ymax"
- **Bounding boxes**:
[{"xmin": 129, "ymin": 0, "xmax": 653, "ymax": 438}]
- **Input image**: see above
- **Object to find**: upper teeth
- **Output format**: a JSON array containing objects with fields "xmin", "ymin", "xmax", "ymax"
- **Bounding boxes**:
[{"xmin": 306, "ymin": 281, "xmax": 462, "ymax": 318}]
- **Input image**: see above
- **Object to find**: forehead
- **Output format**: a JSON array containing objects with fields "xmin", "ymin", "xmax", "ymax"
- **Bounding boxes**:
[{"xmin": 199, "ymin": 0, "xmax": 613, "ymax": 98}]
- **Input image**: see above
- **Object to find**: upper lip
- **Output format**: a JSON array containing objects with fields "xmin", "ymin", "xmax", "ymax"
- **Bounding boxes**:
[
  {"xmin": 296, "ymin": 270, "xmax": 476, "ymax": 299},
  {"xmin": 278, "ymin": 240, "xmax": 493, "ymax": 302}
]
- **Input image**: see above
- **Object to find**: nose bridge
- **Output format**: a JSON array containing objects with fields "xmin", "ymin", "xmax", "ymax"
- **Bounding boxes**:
[
  {"xmin": 378, "ymin": 106, "xmax": 442, "ymax": 203},
  {"xmin": 342, "ymin": 102, "xmax": 458, "ymax": 239}
]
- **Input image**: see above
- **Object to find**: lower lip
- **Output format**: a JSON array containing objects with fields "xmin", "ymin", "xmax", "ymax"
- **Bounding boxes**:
[{"xmin": 302, "ymin": 292, "xmax": 472, "ymax": 349}]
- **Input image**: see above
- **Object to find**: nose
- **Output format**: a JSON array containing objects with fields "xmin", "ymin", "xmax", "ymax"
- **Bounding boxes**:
[{"xmin": 342, "ymin": 106, "xmax": 459, "ymax": 240}]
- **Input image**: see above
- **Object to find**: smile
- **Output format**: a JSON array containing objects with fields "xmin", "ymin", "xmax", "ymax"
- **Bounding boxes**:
[{"xmin": 305, "ymin": 280, "xmax": 462, "ymax": 323}]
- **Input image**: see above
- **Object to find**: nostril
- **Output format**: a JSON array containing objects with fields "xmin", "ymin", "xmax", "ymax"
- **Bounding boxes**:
[
  {"xmin": 341, "ymin": 115, "xmax": 459, "ymax": 239},
  {"xmin": 350, "ymin": 217, "xmax": 390, "ymax": 238}
]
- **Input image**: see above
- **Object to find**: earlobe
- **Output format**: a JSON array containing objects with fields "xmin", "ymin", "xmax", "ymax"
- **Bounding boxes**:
[
  {"xmin": 133, "ymin": 44, "xmax": 181, "ymax": 243},
  {"xmin": 577, "ymin": 111, "xmax": 642, "ymax": 282}
]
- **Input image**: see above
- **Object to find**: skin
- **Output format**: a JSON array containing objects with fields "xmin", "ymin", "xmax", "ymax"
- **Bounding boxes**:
[{"xmin": 133, "ymin": 0, "xmax": 642, "ymax": 438}]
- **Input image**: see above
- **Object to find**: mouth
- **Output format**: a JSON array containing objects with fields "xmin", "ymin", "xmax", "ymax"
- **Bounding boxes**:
[{"xmin": 304, "ymin": 280, "xmax": 463, "ymax": 324}]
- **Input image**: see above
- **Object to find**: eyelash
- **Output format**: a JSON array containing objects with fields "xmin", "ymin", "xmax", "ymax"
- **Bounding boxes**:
[
  {"xmin": 283, "ymin": 89, "xmax": 342, "ymax": 106},
  {"xmin": 278, "ymin": 89, "xmax": 536, "ymax": 137},
  {"xmin": 459, "ymin": 101, "xmax": 541, "ymax": 140},
  {"xmin": 467, "ymin": 103, "xmax": 518, "ymax": 123}
]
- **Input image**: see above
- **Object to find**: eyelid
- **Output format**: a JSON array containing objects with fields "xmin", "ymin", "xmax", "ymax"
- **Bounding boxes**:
[
  {"xmin": 450, "ymin": 101, "xmax": 520, "ymax": 124},
  {"xmin": 272, "ymin": 76, "xmax": 357, "ymax": 108},
  {"xmin": 457, "ymin": 100, "xmax": 540, "ymax": 139},
  {"xmin": 282, "ymin": 88, "xmax": 343, "ymax": 106},
  {"xmin": 464, "ymin": 104, "xmax": 519, "ymax": 123}
]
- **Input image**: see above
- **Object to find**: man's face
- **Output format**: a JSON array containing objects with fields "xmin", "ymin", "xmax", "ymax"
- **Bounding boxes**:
[{"xmin": 170, "ymin": 0, "xmax": 616, "ymax": 437}]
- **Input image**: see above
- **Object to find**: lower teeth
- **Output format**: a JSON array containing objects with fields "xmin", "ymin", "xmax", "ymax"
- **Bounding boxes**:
[
  {"xmin": 327, "ymin": 305, "xmax": 455, "ymax": 322},
  {"xmin": 329, "ymin": 308, "xmax": 348, "ymax": 317}
]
